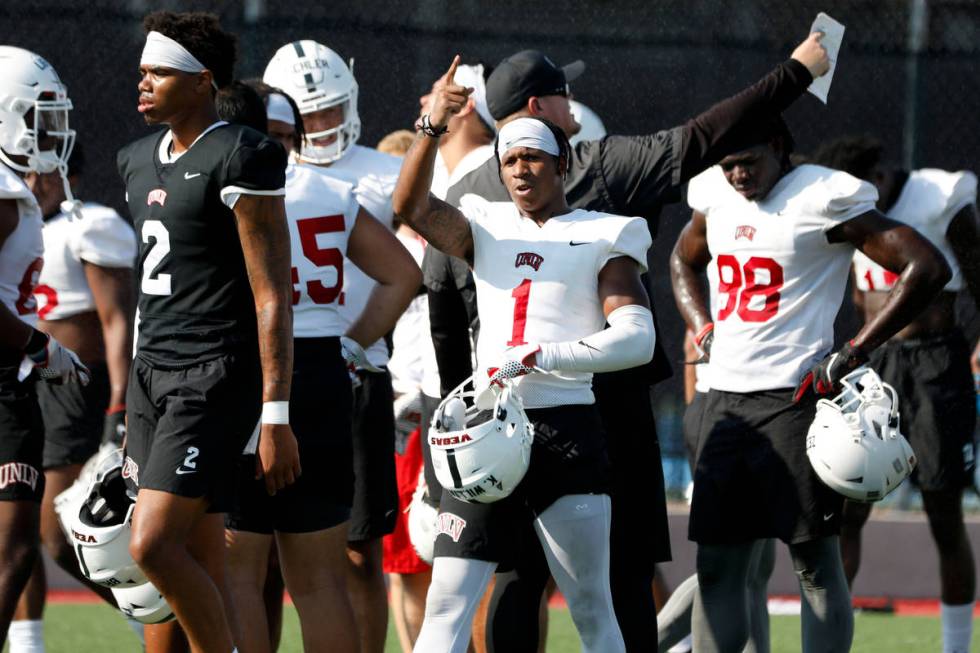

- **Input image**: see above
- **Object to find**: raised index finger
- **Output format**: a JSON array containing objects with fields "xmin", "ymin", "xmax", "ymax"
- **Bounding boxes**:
[{"xmin": 446, "ymin": 54, "xmax": 461, "ymax": 86}]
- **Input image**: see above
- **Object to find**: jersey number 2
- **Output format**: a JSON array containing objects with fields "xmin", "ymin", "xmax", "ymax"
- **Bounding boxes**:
[
  {"xmin": 716, "ymin": 255, "xmax": 783, "ymax": 322},
  {"xmin": 141, "ymin": 220, "xmax": 172, "ymax": 296},
  {"xmin": 292, "ymin": 215, "xmax": 345, "ymax": 305}
]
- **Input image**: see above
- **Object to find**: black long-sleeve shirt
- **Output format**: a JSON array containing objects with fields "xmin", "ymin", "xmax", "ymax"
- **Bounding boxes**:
[{"xmin": 424, "ymin": 59, "xmax": 814, "ymax": 397}]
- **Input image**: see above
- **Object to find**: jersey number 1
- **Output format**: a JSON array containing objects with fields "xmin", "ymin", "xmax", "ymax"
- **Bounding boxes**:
[{"xmin": 507, "ymin": 278, "xmax": 532, "ymax": 346}]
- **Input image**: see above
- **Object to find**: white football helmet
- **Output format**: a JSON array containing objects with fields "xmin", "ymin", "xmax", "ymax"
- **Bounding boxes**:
[
  {"xmin": 263, "ymin": 40, "xmax": 360, "ymax": 164},
  {"xmin": 112, "ymin": 581, "xmax": 174, "ymax": 624},
  {"xmin": 806, "ymin": 367, "xmax": 917, "ymax": 502},
  {"xmin": 68, "ymin": 448, "xmax": 146, "ymax": 588},
  {"xmin": 407, "ymin": 470, "xmax": 438, "ymax": 564},
  {"xmin": 569, "ymin": 100, "xmax": 606, "ymax": 146},
  {"xmin": 0, "ymin": 46, "xmax": 75, "ymax": 175},
  {"xmin": 428, "ymin": 375, "xmax": 534, "ymax": 504}
]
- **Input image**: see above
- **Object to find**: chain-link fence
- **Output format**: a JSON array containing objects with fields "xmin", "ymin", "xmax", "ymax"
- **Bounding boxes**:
[{"xmin": 3, "ymin": 0, "xmax": 978, "ymax": 496}]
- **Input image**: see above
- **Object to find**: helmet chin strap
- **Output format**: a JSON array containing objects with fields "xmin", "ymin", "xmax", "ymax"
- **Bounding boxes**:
[{"xmin": 57, "ymin": 162, "xmax": 82, "ymax": 220}]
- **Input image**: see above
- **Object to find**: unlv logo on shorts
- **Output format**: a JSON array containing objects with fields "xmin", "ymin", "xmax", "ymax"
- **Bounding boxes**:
[
  {"xmin": 121, "ymin": 456, "xmax": 139, "ymax": 485},
  {"xmin": 734, "ymin": 225, "xmax": 756, "ymax": 241},
  {"xmin": 515, "ymin": 252, "xmax": 543, "ymax": 271},
  {"xmin": 147, "ymin": 189, "xmax": 167, "ymax": 206},
  {"xmin": 0, "ymin": 462, "xmax": 39, "ymax": 491},
  {"xmin": 435, "ymin": 512, "xmax": 467, "ymax": 542}
]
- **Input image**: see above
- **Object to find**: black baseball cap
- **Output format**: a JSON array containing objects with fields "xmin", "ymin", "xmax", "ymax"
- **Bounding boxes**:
[{"xmin": 486, "ymin": 50, "xmax": 585, "ymax": 121}]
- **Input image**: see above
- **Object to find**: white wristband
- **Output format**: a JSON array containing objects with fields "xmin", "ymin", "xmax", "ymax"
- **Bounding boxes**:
[{"xmin": 261, "ymin": 401, "xmax": 289, "ymax": 425}]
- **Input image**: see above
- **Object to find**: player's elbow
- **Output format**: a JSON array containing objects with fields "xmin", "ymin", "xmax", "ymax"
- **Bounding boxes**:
[{"xmin": 918, "ymin": 249, "xmax": 952, "ymax": 292}]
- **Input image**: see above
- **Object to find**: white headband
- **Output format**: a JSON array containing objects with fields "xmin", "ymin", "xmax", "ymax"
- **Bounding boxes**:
[
  {"xmin": 453, "ymin": 64, "xmax": 495, "ymax": 134},
  {"xmin": 497, "ymin": 118, "xmax": 560, "ymax": 162},
  {"xmin": 265, "ymin": 93, "xmax": 295, "ymax": 125},
  {"xmin": 140, "ymin": 31, "xmax": 216, "ymax": 89}
]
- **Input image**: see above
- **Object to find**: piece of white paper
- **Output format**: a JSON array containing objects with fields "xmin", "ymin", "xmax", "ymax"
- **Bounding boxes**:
[{"xmin": 808, "ymin": 12, "xmax": 846, "ymax": 104}]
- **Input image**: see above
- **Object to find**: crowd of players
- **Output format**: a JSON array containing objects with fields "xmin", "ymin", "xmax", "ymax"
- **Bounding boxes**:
[{"xmin": 0, "ymin": 8, "xmax": 977, "ymax": 653}]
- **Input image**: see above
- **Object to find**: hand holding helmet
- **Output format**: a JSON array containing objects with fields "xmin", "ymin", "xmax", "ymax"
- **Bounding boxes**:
[{"xmin": 806, "ymin": 367, "xmax": 916, "ymax": 502}]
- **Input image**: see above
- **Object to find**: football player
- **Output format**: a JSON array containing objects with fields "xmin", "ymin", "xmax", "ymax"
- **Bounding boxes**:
[
  {"xmin": 0, "ymin": 46, "xmax": 87, "ymax": 647},
  {"xmin": 670, "ymin": 116, "xmax": 950, "ymax": 652},
  {"xmin": 264, "ymin": 42, "xmax": 402, "ymax": 652},
  {"xmin": 9, "ymin": 144, "xmax": 137, "ymax": 651},
  {"xmin": 813, "ymin": 135, "xmax": 980, "ymax": 653},
  {"xmin": 118, "ymin": 12, "xmax": 297, "ymax": 652},
  {"xmin": 427, "ymin": 35, "xmax": 831, "ymax": 652},
  {"xmin": 394, "ymin": 56, "xmax": 657, "ymax": 653},
  {"xmin": 217, "ymin": 79, "xmax": 420, "ymax": 653}
]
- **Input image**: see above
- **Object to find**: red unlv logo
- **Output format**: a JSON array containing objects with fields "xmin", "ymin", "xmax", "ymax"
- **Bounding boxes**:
[
  {"xmin": 147, "ymin": 189, "xmax": 167, "ymax": 206},
  {"xmin": 0, "ymin": 462, "xmax": 39, "ymax": 491},
  {"xmin": 515, "ymin": 252, "xmax": 543, "ymax": 271},
  {"xmin": 436, "ymin": 512, "xmax": 467, "ymax": 542},
  {"xmin": 735, "ymin": 225, "xmax": 756, "ymax": 241},
  {"xmin": 122, "ymin": 457, "xmax": 139, "ymax": 485}
]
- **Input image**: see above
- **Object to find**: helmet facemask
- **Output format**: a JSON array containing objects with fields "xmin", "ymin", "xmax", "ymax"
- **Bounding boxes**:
[{"xmin": 299, "ymin": 90, "xmax": 360, "ymax": 164}]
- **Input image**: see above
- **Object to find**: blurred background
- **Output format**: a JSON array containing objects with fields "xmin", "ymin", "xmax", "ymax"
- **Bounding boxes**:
[{"xmin": 2, "ymin": 1, "xmax": 978, "ymax": 580}]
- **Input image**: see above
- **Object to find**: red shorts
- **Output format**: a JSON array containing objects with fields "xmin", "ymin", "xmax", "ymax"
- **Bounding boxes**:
[{"xmin": 382, "ymin": 427, "xmax": 431, "ymax": 574}]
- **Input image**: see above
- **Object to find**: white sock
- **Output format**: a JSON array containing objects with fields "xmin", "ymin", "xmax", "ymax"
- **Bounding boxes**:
[
  {"xmin": 941, "ymin": 602, "xmax": 973, "ymax": 653},
  {"xmin": 8, "ymin": 619, "xmax": 45, "ymax": 653},
  {"xmin": 125, "ymin": 617, "xmax": 145, "ymax": 645}
]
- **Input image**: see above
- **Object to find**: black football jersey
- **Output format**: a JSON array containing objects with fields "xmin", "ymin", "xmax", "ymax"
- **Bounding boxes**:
[{"xmin": 117, "ymin": 122, "xmax": 287, "ymax": 367}]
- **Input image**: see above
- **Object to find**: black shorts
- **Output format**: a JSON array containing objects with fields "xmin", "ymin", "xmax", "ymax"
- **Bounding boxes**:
[
  {"xmin": 689, "ymin": 388, "xmax": 843, "ymax": 545},
  {"xmin": 682, "ymin": 390, "xmax": 708, "ymax": 471},
  {"xmin": 38, "ymin": 362, "xmax": 110, "ymax": 469},
  {"xmin": 434, "ymin": 403, "xmax": 609, "ymax": 563},
  {"xmin": 348, "ymin": 368, "xmax": 398, "ymax": 542},
  {"xmin": 594, "ymin": 366, "xmax": 671, "ymax": 564},
  {"xmin": 226, "ymin": 337, "xmax": 354, "ymax": 534},
  {"xmin": 0, "ymin": 365, "xmax": 44, "ymax": 502},
  {"xmin": 124, "ymin": 352, "xmax": 261, "ymax": 513},
  {"xmin": 870, "ymin": 333, "xmax": 976, "ymax": 491}
]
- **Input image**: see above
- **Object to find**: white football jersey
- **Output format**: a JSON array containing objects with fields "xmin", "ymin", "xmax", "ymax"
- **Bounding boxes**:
[
  {"xmin": 462, "ymin": 195, "xmax": 651, "ymax": 408},
  {"xmin": 853, "ymin": 169, "xmax": 976, "ymax": 293},
  {"xmin": 323, "ymin": 144, "xmax": 401, "ymax": 367},
  {"xmin": 35, "ymin": 203, "xmax": 136, "ymax": 321},
  {"xmin": 285, "ymin": 162, "xmax": 359, "ymax": 338},
  {"xmin": 387, "ymin": 232, "xmax": 441, "ymax": 397},
  {"xmin": 688, "ymin": 164, "xmax": 878, "ymax": 393},
  {"xmin": 0, "ymin": 163, "xmax": 44, "ymax": 328}
]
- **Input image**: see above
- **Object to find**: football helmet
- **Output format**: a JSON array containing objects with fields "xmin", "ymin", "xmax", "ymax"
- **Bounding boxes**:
[
  {"xmin": 0, "ymin": 46, "xmax": 74, "ymax": 175},
  {"xmin": 68, "ymin": 448, "xmax": 146, "ymax": 587},
  {"xmin": 112, "ymin": 581, "xmax": 174, "ymax": 624},
  {"xmin": 263, "ymin": 40, "xmax": 360, "ymax": 164},
  {"xmin": 806, "ymin": 367, "xmax": 917, "ymax": 502},
  {"xmin": 569, "ymin": 100, "xmax": 606, "ymax": 146},
  {"xmin": 428, "ymin": 375, "xmax": 534, "ymax": 504},
  {"xmin": 407, "ymin": 470, "xmax": 438, "ymax": 564}
]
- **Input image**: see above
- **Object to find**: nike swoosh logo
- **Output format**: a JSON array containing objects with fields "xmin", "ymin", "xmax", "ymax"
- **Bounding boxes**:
[
  {"xmin": 184, "ymin": 172, "xmax": 201, "ymax": 180},
  {"xmin": 823, "ymin": 513, "xmax": 834, "ymax": 521},
  {"xmin": 175, "ymin": 468, "xmax": 197, "ymax": 475},
  {"xmin": 569, "ymin": 241, "xmax": 592, "ymax": 246},
  {"xmin": 578, "ymin": 340, "xmax": 601, "ymax": 352}
]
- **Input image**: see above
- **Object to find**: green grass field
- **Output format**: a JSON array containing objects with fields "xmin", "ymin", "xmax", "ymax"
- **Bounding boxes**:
[{"xmin": 4, "ymin": 604, "xmax": 964, "ymax": 652}]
